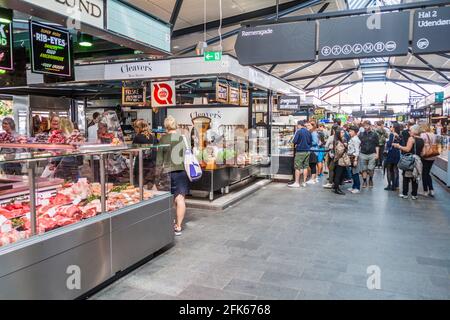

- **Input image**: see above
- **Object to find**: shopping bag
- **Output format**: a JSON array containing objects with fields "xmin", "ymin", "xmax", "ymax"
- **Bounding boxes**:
[{"xmin": 182, "ymin": 135, "xmax": 202, "ymax": 182}]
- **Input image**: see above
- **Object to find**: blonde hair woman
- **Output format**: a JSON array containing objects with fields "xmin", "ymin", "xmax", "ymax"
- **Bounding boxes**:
[
  {"xmin": 156, "ymin": 115, "xmax": 188, "ymax": 236},
  {"xmin": 420, "ymin": 123, "xmax": 437, "ymax": 197},
  {"xmin": 393, "ymin": 125, "xmax": 425, "ymax": 200}
]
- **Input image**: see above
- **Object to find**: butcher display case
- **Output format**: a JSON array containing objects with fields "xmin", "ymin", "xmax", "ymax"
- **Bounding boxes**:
[
  {"xmin": 0, "ymin": 144, "xmax": 174, "ymax": 299},
  {"xmin": 271, "ymin": 124, "xmax": 296, "ymax": 178}
]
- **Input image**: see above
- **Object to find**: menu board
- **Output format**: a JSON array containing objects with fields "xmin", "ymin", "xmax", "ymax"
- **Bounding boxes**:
[
  {"xmin": 229, "ymin": 86, "xmax": 240, "ymax": 105},
  {"xmin": 216, "ymin": 82, "xmax": 229, "ymax": 103},
  {"xmin": 240, "ymin": 88, "xmax": 249, "ymax": 106},
  {"xmin": 278, "ymin": 95, "xmax": 300, "ymax": 111},
  {"xmin": 0, "ymin": 8, "xmax": 13, "ymax": 71},
  {"xmin": 30, "ymin": 21, "xmax": 72, "ymax": 77},
  {"xmin": 122, "ymin": 87, "xmax": 147, "ymax": 106}
]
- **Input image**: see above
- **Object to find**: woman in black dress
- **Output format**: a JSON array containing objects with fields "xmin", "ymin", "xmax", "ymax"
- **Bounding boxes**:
[{"xmin": 132, "ymin": 119, "xmax": 156, "ymax": 188}]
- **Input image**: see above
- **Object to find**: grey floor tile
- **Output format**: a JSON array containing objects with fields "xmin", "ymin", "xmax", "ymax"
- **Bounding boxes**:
[
  {"xmin": 91, "ymin": 284, "xmax": 150, "ymax": 300},
  {"xmin": 224, "ymin": 279, "xmax": 299, "ymax": 300},
  {"xmin": 178, "ymin": 284, "xmax": 256, "ymax": 300}
]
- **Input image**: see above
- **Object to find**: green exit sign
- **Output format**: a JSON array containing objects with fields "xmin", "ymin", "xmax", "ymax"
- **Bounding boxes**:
[
  {"xmin": 204, "ymin": 51, "xmax": 222, "ymax": 62},
  {"xmin": 435, "ymin": 92, "xmax": 444, "ymax": 103}
]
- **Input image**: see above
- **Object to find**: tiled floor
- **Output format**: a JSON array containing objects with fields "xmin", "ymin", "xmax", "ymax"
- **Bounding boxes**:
[{"xmin": 92, "ymin": 172, "xmax": 450, "ymax": 300}]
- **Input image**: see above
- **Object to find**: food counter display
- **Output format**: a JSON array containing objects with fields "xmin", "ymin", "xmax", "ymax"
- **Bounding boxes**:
[
  {"xmin": 271, "ymin": 124, "xmax": 296, "ymax": 178},
  {"xmin": 0, "ymin": 145, "xmax": 174, "ymax": 299},
  {"xmin": 431, "ymin": 135, "xmax": 450, "ymax": 187}
]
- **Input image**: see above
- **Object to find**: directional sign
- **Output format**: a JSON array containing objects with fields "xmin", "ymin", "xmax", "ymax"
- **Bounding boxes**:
[
  {"xmin": 318, "ymin": 12, "xmax": 409, "ymax": 60},
  {"xmin": 204, "ymin": 51, "xmax": 222, "ymax": 62},
  {"xmin": 235, "ymin": 21, "xmax": 316, "ymax": 65},
  {"xmin": 412, "ymin": 7, "xmax": 450, "ymax": 54}
]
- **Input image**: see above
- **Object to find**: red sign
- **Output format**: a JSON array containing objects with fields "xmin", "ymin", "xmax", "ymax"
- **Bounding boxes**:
[{"xmin": 152, "ymin": 81, "xmax": 176, "ymax": 107}]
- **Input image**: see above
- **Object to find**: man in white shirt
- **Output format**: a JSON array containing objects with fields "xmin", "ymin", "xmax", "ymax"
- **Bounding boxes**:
[{"xmin": 87, "ymin": 112, "xmax": 100, "ymax": 142}]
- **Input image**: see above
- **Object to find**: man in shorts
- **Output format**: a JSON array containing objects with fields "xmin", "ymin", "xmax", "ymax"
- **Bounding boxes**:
[
  {"xmin": 358, "ymin": 120, "xmax": 379, "ymax": 188},
  {"xmin": 289, "ymin": 121, "xmax": 312, "ymax": 188}
]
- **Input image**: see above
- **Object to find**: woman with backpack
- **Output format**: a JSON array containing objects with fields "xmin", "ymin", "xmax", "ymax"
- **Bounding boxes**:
[
  {"xmin": 332, "ymin": 128, "xmax": 351, "ymax": 195},
  {"xmin": 420, "ymin": 124, "xmax": 438, "ymax": 197},
  {"xmin": 393, "ymin": 125, "xmax": 424, "ymax": 200}
]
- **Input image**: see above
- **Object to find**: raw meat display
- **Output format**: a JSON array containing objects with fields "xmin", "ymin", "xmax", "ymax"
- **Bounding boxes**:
[
  {"xmin": 47, "ymin": 130, "xmax": 67, "ymax": 144},
  {"xmin": 0, "ymin": 178, "xmax": 156, "ymax": 247}
]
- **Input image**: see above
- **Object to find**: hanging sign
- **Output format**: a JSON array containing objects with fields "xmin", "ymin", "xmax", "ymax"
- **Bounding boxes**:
[
  {"xmin": 151, "ymin": 81, "xmax": 176, "ymax": 107},
  {"xmin": 318, "ymin": 12, "xmax": 409, "ymax": 60},
  {"xmin": 30, "ymin": 21, "xmax": 72, "ymax": 77},
  {"xmin": 0, "ymin": 8, "xmax": 13, "ymax": 71},
  {"xmin": 229, "ymin": 86, "xmax": 240, "ymax": 105},
  {"xmin": 412, "ymin": 7, "xmax": 450, "ymax": 54},
  {"xmin": 22, "ymin": 0, "xmax": 105, "ymax": 29},
  {"xmin": 216, "ymin": 82, "xmax": 229, "ymax": 104},
  {"xmin": 235, "ymin": 21, "xmax": 316, "ymax": 65},
  {"xmin": 240, "ymin": 88, "xmax": 249, "ymax": 107},
  {"xmin": 122, "ymin": 87, "xmax": 146, "ymax": 106},
  {"xmin": 410, "ymin": 109, "xmax": 426, "ymax": 118},
  {"xmin": 278, "ymin": 95, "xmax": 300, "ymax": 111}
]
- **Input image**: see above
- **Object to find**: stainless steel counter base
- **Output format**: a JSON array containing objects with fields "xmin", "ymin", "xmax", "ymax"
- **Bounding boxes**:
[{"xmin": 0, "ymin": 193, "xmax": 174, "ymax": 300}]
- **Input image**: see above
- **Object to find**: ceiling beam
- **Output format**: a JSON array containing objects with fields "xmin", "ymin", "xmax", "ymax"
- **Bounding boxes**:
[
  {"xmin": 436, "ymin": 53, "xmax": 450, "ymax": 60},
  {"xmin": 413, "ymin": 54, "xmax": 450, "ymax": 83},
  {"xmin": 317, "ymin": 2, "xmax": 330, "ymax": 13},
  {"xmin": 391, "ymin": 81, "xmax": 427, "ymax": 97},
  {"xmin": 280, "ymin": 61, "xmax": 319, "ymax": 78},
  {"xmin": 322, "ymin": 83, "xmax": 358, "ymax": 101},
  {"xmin": 175, "ymin": 0, "xmax": 321, "ymax": 56},
  {"xmin": 308, "ymin": 70, "xmax": 354, "ymax": 92},
  {"xmin": 304, "ymin": 61, "xmax": 336, "ymax": 90},
  {"xmin": 394, "ymin": 69, "xmax": 431, "ymax": 95},
  {"xmin": 287, "ymin": 67, "xmax": 357, "ymax": 81},
  {"xmin": 268, "ymin": 64, "xmax": 278, "ymax": 73},
  {"xmin": 242, "ymin": 0, "xmax": 450, "ymax": 26},
  {"xmin": 170, "ymin": 0, "xmax": 184, "ymax": 33},
  {"xmin": 392, "ymin": 67, "xmax": 447, "ymax": 87},
  {"xmin": 392, "ymin": 65, "xmax": 450, "ymax": 73},
  {"xmin": 172, "ymin": 0, "xmax": 311, "ymax": 38},
  {"xmin": 319, "ymin": 71, "xmax": 355, "ymax": 99}
]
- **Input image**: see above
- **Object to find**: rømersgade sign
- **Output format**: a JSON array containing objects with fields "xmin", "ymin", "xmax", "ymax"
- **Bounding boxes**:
[{"xmin": 234, "ymin": 21, "xmax": 316, "ymax": 66}]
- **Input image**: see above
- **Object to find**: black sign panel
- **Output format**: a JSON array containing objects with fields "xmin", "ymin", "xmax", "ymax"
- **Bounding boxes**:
[
  {"xmin": 318, "ymin": 12, "xmax": 409, "ymax": 60},
  {"xmin": 410, "ymin": 109, "xmax": 426, "ymax": 118},
  {"xmin": 235, "ymin": 21, "xmax": 316, "ymax": 65},
  {"xmin": 412, "ymin": 7, "xmax": 450, "ymax": 54},
  {"xmin": 122, "ymin": 87, "xmax": 146, "ymax": 106},
  {"xmin": 30, "ymin": 21, "xmax": 72, "ymax": 77},
  {"xmin": 0, "ymin": 8, "xmax": 13, "ymax": 71},
  {"xmin": 279, "ymin": 96, "xmax": 301, "ymax": 111}
]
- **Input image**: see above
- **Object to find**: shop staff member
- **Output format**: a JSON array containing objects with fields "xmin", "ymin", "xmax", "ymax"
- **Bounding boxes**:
[
  {"xmin": 358, "ymin": 120, "xmax": 379, "ymax": 188},
  {"xmin": 88, "ymin": 112, "xmax": 100, "ymax": 142},
  {"xmin": 289, "ymin": 120, "xmax": 312, "ymax": 188},
  {"xmin": 0, "ymin": 118, "xmax": 22, "ymax": 175}
]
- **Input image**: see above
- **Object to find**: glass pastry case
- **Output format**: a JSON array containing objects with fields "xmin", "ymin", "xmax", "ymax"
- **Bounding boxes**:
[{"xmin": 0, "ymin": 144, "xmax": 174, "ymax": 300}]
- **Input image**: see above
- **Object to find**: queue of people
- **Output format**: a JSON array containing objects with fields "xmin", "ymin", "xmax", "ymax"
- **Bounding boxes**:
[{"xmin": 288, "ymin": 118, "xmax": 440, "ymax": 200}]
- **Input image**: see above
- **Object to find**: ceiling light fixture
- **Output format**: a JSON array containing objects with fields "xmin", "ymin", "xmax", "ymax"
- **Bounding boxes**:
[
  {"xmin": 79, "ymin": 33, "xmax": 93, "ymax": 47},
  {"xmin": 0, "ymin": 17, "xmax": 11, "ymax": 24}
]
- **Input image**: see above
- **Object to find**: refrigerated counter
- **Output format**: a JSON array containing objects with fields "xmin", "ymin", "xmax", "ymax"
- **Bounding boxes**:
[{"xmin": 0, "ymin": 145, "xmax": 174, "ymax": 299}]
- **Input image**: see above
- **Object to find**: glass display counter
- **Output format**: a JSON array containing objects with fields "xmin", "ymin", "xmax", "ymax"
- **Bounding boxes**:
[
  {"xmin": 0, "ymin": 144, "xmax": 174, "ymax": 299},
  {"xmin": 431, "ymin": 135, "xmax": 450, "ymax": 187}
]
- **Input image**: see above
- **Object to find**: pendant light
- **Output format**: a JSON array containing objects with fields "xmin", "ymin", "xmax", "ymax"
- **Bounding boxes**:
[{"xmin": 79, "ymin": 33, "xmax": 93, "ymax": 47}]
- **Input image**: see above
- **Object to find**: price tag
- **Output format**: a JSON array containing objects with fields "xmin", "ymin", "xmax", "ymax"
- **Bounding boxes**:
[
  {"xmin": 72, "ymin": 197, "xmax": 82, "ymax": 205},
  {"xmin": 0, "ymin": 215, "xmax": 8, "ymax": 225},
  {"xmin": 1, "ymin": 223, "xmax": 12, "ymax": 233},
  {"xmin": 47, "ymin": 207, "xmax": 57, "ymax": 218}
]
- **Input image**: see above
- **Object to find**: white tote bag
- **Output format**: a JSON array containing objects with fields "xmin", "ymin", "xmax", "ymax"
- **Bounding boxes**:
[{"xmin": 182, "ymin": 135, "xmax": 202, "ymax": 182}]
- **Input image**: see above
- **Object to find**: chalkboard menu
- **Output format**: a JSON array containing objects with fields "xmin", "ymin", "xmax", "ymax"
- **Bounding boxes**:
[
  {"xmin": 279, "ymin": 95, "xmax": 300, "ymax": 111},
  {"xmin": 229, "ymin": 86, "xmax": 240, "ymax": 105},
  {"xmin": 122, "ymin": 87, "xmax": 147, "ymax": 106},
  {"xmin": 240, "ymin": 88, "xmax": 249, "ymax": 106},
  {"xmin": 216, "ymin": 82, "xmax": 229, "ymax": 103},
  {"xmin": 0, "ymin": 8, "xmax": 13, "ymax": 71},
  {"xmin": 30, "ymin": 21, "xmax": 72, "ymax": 77}
]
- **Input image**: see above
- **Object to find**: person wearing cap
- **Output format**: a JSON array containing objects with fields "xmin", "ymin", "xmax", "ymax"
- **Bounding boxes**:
[
  {"xmin": 358, "ymin": 120, "xmax": 379, "ymax": 188},
  {"xmin": 289, "ymin": 120, "xmax": 312, "ymax": 188}
]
